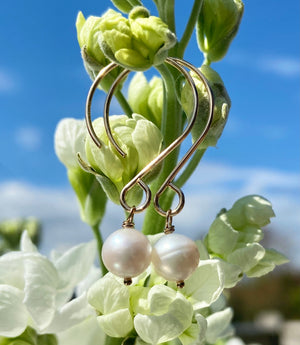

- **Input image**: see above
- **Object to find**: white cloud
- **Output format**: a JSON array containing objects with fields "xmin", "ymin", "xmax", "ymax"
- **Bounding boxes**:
[
  {"xmin": 0, "ymin": 69, "xmax": 15, "ymax": 92},
  {"xmin": 226, "ymin": 51, "xmax": 300, "ymax": 79},
  {"xmin": 259, "ymin": 56, "xmax": 300, "ymax": 78},
  {"xmin": 14, "ymin": 126, "xmax": 42, "ymax": 151},
  {"xmin": 0, "ymin": 162, "xmax": 299, "ymax": 267}
]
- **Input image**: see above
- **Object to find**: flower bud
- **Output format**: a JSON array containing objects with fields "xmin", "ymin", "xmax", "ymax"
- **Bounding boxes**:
[
  {"xmin": 54, "ymin": 118, "xmax": 107, "ymax": 226},
  {"xmin": 196, "ymin": 0, "xmax": 244, "ymax": 63},
  {"xmin": 85, "ymin": 114, "xmax": 163, "ymax": 204},
  {"xmin": 128, "ymin": 72, "xmax": 163, "ymax": 127},
  {"xmin": 226, "ymin": 195, "xmax": 275, "ymax": 229},
  {"xmin": 76, "ymin": 12, "xmax": 123, "ymax": 88},
  {"xmin": 76, "ymin": 12, "xmax": 106, "ymax": 66},
  {"xmin": 181, "ymin": 65, "xmax": 231, "ymax": 148},
  {"xmin": 98, "ymin": 7, "xmax": 176, "ymax": 70}
]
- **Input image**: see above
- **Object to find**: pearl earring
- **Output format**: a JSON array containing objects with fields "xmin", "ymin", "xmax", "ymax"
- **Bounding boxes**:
[
  {"xmin": 101, "ymin": 208, "xmax": 152, "ymax": 286},
  {"xmin": 84, "ymin": 58, "xmax": 214, "ymax": 286}
]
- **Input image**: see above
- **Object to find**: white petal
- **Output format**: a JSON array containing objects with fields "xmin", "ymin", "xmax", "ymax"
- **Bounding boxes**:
[
  {"xmin": 174, "ymin": 260, "xmax": 224, "ymax": 310},
  {"xmin": 0, "ymin": 285, "xmax": 28, "ymax": 337},
  {"xmin": 134, "ymin": 292, "xmax": 193, "ymax": 344},
  {"xmin": 20, "ymin": 231, "xmax": 38, "ymax": 253},
  {"xmin": 179, "ymin": 313, "xmax": 207, "ymax": 345},
  {"xmin": 206, "ymin": 308, "xmax": 234, "ymax": 344},
  {"xmin": 57, "ymin": 316, "xmax": 104, "ymax": 345},
  {"xmin": 0, "ymin": 252, "xmax": 25, "ymax": 289},
  {"xmin": 88, "ymin": 275, "xmax": 130, "ymax": 314},
  {"xmin": 227, "ymin": 243, "xmax": 265, "ymax": 272},
  {"xmin": 76, "ymin": 265, "xmax": 102, "ymax": 297},
  {"xmin": 148, "ymin": 285, "xmax": 177, "ymax": 314},
  {"xmin": 54, "ymin": 118, "xmax": 87, "ymax": 169},
  {"xmin": 216, "ymin": 259, "xmax": 243, "ymax": 288},
  {"xmin": 97, "ymin": 309, "xmax": 133, "ymax": 338},
  {"xmin": 23, "ymin": 255, "xmax": 59, "ymax": 330},
  {"xmin": 42, "ymin": 293, "xmax": 95, "ymax": 333},
  {"xmin": 54, "ymin": 241, "xmax": 97, "ymax": 307},
  {"xmin": 54, "ymin": 241, "xmax": 97, "ymax": 300}
]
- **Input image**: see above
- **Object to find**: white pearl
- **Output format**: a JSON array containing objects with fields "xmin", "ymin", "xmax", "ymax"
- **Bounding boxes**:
[
  {"xmin": 102, "ymin": 227, "xmax": 152, "ymax": 279},
  {"xmin": 152, "ymin": 233, "xmax": 200, "ymax": 282}
]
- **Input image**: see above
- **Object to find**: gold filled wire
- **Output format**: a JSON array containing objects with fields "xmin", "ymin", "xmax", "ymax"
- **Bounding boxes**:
[{"xmin": 85, "ymin": 57, "xmax": 214, "ymax": 220}]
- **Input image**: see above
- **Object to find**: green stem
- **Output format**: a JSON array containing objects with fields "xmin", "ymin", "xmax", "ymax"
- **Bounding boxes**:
[
  {"xmin": 177, "ymin": 0, "xmax": 204, "ymax": 58},
  {"xmin": 175, "ymin": 148, "xmax": 206, "ymax": 188},
  {"xmin": 163, "ymin": 0, "xmax": 176, "ymax": 34},
  {"xmin": 142, "ymin": 63, "xmax": 182, "ymax": 235},
  {"xmin": 115, "ymin": 90, "xmax": 133, "ymax": 117},
  {"xmin": 104, "ymin": 336, "xmax": 124, "ymax": 345},
  {"xmin": 91, "ymin": 224, "xmax": 108, "ymax": 275}
]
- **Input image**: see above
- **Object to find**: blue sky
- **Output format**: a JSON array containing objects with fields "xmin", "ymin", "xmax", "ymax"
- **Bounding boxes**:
[{"xmin": 0, "ymin": 1, "xmax": 299, "ymax": 266}]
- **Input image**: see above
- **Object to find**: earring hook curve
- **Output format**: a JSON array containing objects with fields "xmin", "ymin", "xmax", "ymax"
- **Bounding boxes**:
[{"xmin": 85, "ymin": 57, "xmax": 214, "ymax": 216}]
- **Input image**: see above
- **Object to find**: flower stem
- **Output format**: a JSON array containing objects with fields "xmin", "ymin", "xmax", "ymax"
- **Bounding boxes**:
[
  {"xmin": 175, "ymin": 148, "xmax": 206, "ymax": 188},
  {"xmin": 177, "ymin": 0, "xmax": 204, "ymax": 58},
  {"xmin": 91, "ymin": 224, "xmax": 107, "ymax": 275},
  {"xmin": 115, "ymin": 90, "xmax": 133, "ymax": 118},
  {"xmin": 142, "ymin": 63, "xmax": 182, "ymax": 235}
]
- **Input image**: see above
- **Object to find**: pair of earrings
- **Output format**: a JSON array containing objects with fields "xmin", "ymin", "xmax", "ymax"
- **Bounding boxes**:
[
  {"xmin": 102, "ymin": 208, "xmax": 201, "ymax": 288},
  {"xmin": 85, "ymin": 57, "xmax": 214, "ymax": 288}
]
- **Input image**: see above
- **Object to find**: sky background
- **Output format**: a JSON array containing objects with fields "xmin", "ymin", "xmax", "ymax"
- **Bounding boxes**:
[{"xmin": 0, "ymin": 1, "xmax": 299, "ymax": 268}]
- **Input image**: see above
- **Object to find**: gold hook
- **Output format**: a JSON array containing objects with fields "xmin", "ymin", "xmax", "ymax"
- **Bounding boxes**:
[
  {"xmin": 154, "ymin": 58, "xmax": 214, "ymax": 217},
  {"xmin": 85, "ymin": 57, "xmax": 214, "ymax": 216}
]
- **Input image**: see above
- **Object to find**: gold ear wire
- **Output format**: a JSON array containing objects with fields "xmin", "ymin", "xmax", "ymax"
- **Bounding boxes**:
[{"xmin": 85, "ymin": 57, "xmax": 214, "ymax": 217}]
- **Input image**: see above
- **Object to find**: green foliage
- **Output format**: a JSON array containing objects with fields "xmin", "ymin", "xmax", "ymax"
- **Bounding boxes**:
[{"xmin": 0, "ymin": 218, "xmax": 40, "ymax": 254}]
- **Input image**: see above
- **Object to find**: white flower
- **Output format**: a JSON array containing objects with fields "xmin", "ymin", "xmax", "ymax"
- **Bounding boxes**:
[
  {"xmin": 54, "ymin": 118, "xmax": 87, "ymax": 170},
  {"xmin": 87, "ymin": 244, "xmax": 225, "ymax": 344},
  {"xmin": 0, "ymin": 232, "xmax": 99, "ymax": 337}
]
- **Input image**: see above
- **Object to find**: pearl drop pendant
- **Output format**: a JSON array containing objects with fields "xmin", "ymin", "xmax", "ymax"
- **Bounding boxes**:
[
  {"xmin": 102, "ymin": 227, "xmax": 152, "ymax": 285},
  {"xmin": 152, "ymin": 233, "xmax": 200, "ymax": 287}
]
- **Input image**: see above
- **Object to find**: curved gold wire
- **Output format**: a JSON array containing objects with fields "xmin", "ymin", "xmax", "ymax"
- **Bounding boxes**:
[
  {"xmin": 85, "ymin": 57, "xmax": 214, "ymax": 216},
  {"xmin": 85, "ymin": 62, "xmax": 120, "ymax": 150},
  {"xmin": 117, "ymin": 57, "xmax": 201, "ymax": 213},
  {"xmin": 153, "ymin": 58, "xmax": 214, "ymax": 216}
]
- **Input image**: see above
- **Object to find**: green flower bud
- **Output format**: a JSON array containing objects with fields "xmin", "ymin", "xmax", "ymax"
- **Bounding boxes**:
[
  {"xmin": 54, "ymin": 118, "xmax": 107, "ymax": 226},
  {"xmin": 226, "ymin": 195, "xmax": 275, "ymax": 229},
  {"xmin": 76, "ymin": 12, "xmax": 123, "ymax": 88},
  {"xmin": 181, "ymin": 65, "xmax": 231, "ymax": 148},
  {"xmin": 85, "ymin": 114, "xmax": 163, "ymax": 204},
  {"xmin": 128, "ymin": 72, "xmax": 163, "ymax": 127},
  {"xmin": 98, "ymin": 7, "xmax": 176, "ymax": 70},
  {"xmin": 196, "ymin": 0, "xmax": 244, "ymax": 63},
  {"xmin": 76, "ymin": 11, "xmax": 106, "ymax": 65}
]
